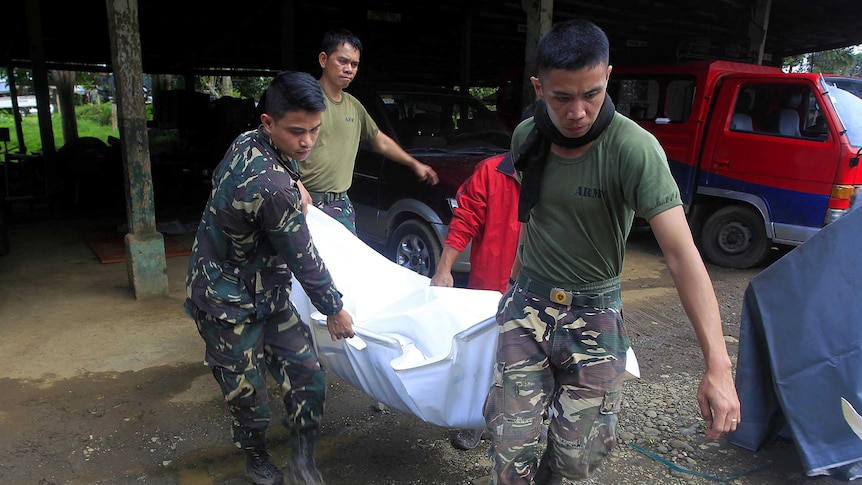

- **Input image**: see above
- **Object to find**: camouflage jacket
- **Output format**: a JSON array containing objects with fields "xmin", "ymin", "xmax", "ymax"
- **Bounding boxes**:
[{"xmin": 184, "ymin": 126, "xmax": 343, "ymax": 324}]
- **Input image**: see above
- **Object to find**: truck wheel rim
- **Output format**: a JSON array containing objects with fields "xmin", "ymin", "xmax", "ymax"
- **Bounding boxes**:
[{"xmin": 718, "ymin": 222, "xmax": 752, "ymax": 255}]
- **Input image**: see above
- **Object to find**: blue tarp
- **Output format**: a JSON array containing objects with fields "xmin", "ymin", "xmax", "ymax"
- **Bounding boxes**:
[{"xmin": 729, "ymin": 206, "xmax": 862, "ymax": 479}]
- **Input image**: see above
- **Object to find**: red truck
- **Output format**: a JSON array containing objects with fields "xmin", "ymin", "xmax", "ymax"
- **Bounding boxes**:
[{"xmin": 608, "ymin": 60, "xmax": 862, "ymax": 268}]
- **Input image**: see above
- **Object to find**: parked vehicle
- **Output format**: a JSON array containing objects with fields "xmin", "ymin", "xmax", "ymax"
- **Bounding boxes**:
[
  {"xmin": 609, "ymin": 60, "xmax": 862, "ymax": 268},
  {"xmin": 346, "ymin": 83, "xmax": 511, "ymax": 276}
]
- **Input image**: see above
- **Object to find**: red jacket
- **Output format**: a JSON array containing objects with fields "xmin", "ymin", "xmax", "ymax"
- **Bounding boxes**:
[{"xmin": 445, "ymin": 153, "xmax": 520, "ymax": 293}]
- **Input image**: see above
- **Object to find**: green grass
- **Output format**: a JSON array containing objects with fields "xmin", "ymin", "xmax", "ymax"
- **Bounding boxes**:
[{"xmin": 0, "ymin": 103, "xmax": 121, "ymax": 155}]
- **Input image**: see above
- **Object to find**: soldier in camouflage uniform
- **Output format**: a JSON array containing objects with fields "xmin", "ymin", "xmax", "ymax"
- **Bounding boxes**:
[
  {"xmin": 482, "ymin": 20, "xmax": 741, "ymax": 484},
  {"xmin": 185, "ymin": 71, "xmax": 354, "ymax": 485}
]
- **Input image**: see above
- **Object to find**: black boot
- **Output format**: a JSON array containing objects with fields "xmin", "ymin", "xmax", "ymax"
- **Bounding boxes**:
[
  {"xmin": 534, "ymin": 450, "xmax": 562, "ymax": 485},
  {"xmin": 245, "ymin": 445, "xmax": 284, "ymax": 485},
  {"xmin": 287, "ymin": 429, "xmax": 325, "ymax": 485},
  {"xmin": 450, "ymin": 428, "xmax": 484, "ymax": 450}
]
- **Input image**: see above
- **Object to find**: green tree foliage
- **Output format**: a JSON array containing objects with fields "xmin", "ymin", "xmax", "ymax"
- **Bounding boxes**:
[
  {"xmin": 784, "ymin": 46, "xmax": 862, "ymax": 75},
  {"xmin": 810, "ymin": 48, "xmax": 861, "ymax": 75},
  {"xmin": 0, "ymin": 103, "xmax": 118, "ymax": 154},
  {"xmin": 0, "ymin": 68, "xmax": 35, "ymax": 93},
  {"xmin": 231, "ymin": 76, "xmax": 270, "ymax": 100},
  {"xmin": 196, "ymin": 75, "xmax": 270, "ymax": 100}
]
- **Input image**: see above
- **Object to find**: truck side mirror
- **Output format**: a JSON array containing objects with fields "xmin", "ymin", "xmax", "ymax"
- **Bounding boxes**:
[{"xmin": 852, "ymin": 147, "xmax": 861, "ymax": 168}]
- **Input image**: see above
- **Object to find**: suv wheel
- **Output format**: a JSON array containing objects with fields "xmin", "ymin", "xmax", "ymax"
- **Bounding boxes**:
[{"xmin": 388, "ymin": 219, "xmax": 441, "ymax": 277}]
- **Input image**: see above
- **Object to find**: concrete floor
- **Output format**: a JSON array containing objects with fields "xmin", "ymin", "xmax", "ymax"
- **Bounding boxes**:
[{"xmin": 0, "ymin": 213, "xmax": 199, "ymax": 383}]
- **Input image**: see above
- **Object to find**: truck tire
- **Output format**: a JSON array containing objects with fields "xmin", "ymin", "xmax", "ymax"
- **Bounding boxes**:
[
  {"xmin": 387, "ymin": 219, "xmax": 441, "ymax": 277},
  {"xmin": 701, "ymin": 205, "xmax": 770, "ymax": 269}
]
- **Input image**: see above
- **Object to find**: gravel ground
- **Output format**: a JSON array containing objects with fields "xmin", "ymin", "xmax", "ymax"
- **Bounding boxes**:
[{"xmin": 0, "ymin": 222, "xmax": 847, "ymax": 484}]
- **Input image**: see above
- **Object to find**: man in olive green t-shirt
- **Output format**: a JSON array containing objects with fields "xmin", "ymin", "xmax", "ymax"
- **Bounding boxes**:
[
  {"xmin": 298, "ymin": 29, "xmax": 438, "ymax": 233},
  {"xmin": 483, "ymin": 19, "xmax": 741, "ymax": 485}
]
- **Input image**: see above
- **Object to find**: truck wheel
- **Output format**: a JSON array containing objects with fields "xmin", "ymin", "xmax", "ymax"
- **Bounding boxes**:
[
  {"xmin": 701, "ymin": 205, "xmax": 770, "ymax": 269},
  {"xmin": 387, "ymin": 219, "xmax": 441, "ymax": 277}
]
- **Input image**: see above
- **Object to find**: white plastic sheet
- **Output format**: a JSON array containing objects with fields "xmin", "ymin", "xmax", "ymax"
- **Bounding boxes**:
[{"xmin": 291, "ymin": 206, "xmax": 638, "ymax": 429}]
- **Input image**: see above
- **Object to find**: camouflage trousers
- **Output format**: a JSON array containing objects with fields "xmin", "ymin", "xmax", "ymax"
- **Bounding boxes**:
[
  {"xmin": 483, "ymin": 279, "xmax": 628, "ymax": 484},
  {"xmin": 192, "ymin": 306, "xmax": 326, "ymax": 450},
  {"xmin": 312, "ymin": 195, "xmax": 356, "ymax": 234}
]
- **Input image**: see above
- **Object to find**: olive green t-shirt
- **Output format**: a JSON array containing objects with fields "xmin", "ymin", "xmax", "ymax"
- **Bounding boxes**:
[
  {"xmin": 511, "ymin": 113, "xmax": 680, "ymax": 284},
  {"xmin": 298, "ymin": 86, "xmax": 379, "ymax": 193}
]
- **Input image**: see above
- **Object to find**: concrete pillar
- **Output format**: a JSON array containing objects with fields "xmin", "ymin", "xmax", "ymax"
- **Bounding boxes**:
[
  {"xmin": 521, "ymin": 0, "xmax": 553, "ymax": 111},
  {"xmin": 105, "ymin": 0, "xmax": 169, "ymax": 299},
  {"xmin": 749, "ymin": 0, "xmax": 772, "ymax": 65}
]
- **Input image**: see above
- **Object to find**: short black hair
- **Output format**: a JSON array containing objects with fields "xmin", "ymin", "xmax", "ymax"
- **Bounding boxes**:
[
  {"xmin": 321, "ymin": 28, "xmax": 363, "ymax": 56},
  {"xmin": 260, "ymin": 71, "xmax": 325, "ymax": 119},
  {"xmin": 536, "ymin": 19, "xmax": 609, "ymax": 75}
]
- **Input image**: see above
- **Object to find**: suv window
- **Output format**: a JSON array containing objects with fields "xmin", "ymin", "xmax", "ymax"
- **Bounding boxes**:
[
  {"xmin": 373, "ymin": 90, "xmax": 510, "ymax": 150},
  {"xmin": 347, "ymin": 84, "xmax": 511, "ymax": 277}
]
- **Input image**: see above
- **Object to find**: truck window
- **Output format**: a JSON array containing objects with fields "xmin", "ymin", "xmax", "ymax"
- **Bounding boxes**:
[
  {"xmin": 609, "ymin": 76, "xmax": 695, "ymax": 122},
  {"xmin": 801, "ymin": 93, "xmax": 827, "ymax": 140},
  {"xmin": 732, "ymin": 82, "xmax": 823, "ymax": 141},
  {"xmin": 666, "ymin": 80, "xmax": 695, "ymax": 121},
  {"xmin": 730, "ymin": 89, "xmax": 755, "ymax": 132},
  {"xmin": 612, "ymin": 79, "xmax": 659, "ymax": 120}
]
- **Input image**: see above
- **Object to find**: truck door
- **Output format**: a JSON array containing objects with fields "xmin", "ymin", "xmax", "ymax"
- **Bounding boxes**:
[{"xmin": 699, "ymin": 78, "xmax": 840, "ymax": 245}]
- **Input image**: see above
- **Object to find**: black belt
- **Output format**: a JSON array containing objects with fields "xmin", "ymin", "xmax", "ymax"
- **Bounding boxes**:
[
  {"xmin": 309, "ymin": 191, "xmax": 348, "ymax": 204},
  {"xmin": 515, "ymin": 271, "xmax": 621, "ymax": 309}
]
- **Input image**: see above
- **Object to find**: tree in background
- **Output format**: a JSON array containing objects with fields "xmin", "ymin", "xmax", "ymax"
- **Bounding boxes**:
[
  {"xmin": 784, "ymin": 46, "xmax": 862, "ymax": 76},
  {"xmin": 231, "ymin": 76, "xmax": 269, "ymax": 101},
  {"xmin": 197, "ymin": 75, "xmax": 269, "ymax": 101},
  {"xmin": 51, "ymin": 70, "xmax": 78, "ymax": 145},
  {"xmin": 0, "ymin": 68, "xmax": 34, "ymax": 94}
]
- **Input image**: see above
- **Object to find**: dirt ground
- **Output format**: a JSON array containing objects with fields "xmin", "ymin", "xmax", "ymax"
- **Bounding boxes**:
[{"xmin": 0, "ymin": 217, "xmax": 848, "ymax": 485}]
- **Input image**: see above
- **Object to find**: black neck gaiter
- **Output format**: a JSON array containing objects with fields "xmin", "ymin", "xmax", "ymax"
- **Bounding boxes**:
[{"xmin": 514, "ymin": 94, "xmax": 616, "ymax": 222}]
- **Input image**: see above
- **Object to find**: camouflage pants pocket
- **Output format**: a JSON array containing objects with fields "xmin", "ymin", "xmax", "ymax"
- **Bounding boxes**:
[
  {"xmin": 547, "ymin": 385, "xmax": 622, "ymax": 480},
  {"xmin": 482, "ymin": 362, "xmax": 507, "ymax": 435}
]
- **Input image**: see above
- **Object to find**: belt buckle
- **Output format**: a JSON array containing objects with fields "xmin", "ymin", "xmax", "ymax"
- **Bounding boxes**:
[{"xmin": 550, "ymin": 287, "xmax": 572, "ymax": 305}]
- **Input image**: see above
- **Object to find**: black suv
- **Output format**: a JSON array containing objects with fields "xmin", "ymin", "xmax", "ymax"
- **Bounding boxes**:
[{"xmin": 347, "ymin": 83, "xmax": 511, "ymax": 276}]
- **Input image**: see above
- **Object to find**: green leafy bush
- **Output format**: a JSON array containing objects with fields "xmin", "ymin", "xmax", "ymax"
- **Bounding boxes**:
[
  {"xmin": 76, "ymin": 103, "xmax": 114, "ymax": 126},
  {"xmin": 0, "ymin": 104, "xmax": 120, "ymax": 154}
]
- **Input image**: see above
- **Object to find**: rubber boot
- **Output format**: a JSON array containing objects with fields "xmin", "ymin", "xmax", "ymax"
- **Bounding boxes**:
[
  {"xmin": 286, "ymin": 429, "xmax": 325, "ymax": 485},
  {"xmin": 534, "ymin": 449, "xmax": 562, "ymax": 485},
  {"xmin": 244, "ymin": 444, "xmax": 284, "ymax": 485},
  {"xmin": 451, "ymin": 428, "xmax": 484, "ymax": 450}
]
